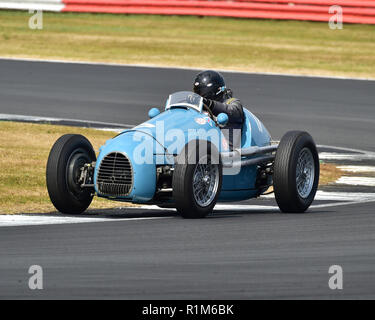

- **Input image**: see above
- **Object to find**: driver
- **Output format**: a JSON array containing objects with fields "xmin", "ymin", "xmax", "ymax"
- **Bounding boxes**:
[{"xmin": 193, "ymin": 70, "xmax": 244, "ymax": 149}]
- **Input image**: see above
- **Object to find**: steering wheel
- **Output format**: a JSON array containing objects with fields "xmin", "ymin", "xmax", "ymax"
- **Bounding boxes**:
[{"xmin": 202, "ymin": 103, "xmax": 218, "ymax": 126}]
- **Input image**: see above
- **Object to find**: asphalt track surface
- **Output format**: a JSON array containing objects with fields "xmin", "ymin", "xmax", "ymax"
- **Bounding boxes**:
[{"xmin": 0, "ymin": 59, "xmax": 375, "ymax": 299}]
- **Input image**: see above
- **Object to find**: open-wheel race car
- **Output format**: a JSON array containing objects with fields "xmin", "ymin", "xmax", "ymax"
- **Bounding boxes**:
[{"xmin": 46, "ymin": 91, "xmax": 320, "ymax": 218}]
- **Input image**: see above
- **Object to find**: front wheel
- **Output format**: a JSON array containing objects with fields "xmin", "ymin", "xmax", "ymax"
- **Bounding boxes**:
[
  {"xmin": 273, "ymin": 131, "xmax": 319, "ymax": 213},
  {"xmin": 46, "ymin": 134, "xmax": 96, "ymax": 214},
  {"xmin": 173, "ymin": 140, "xmax": 222, "ymax": 218}
]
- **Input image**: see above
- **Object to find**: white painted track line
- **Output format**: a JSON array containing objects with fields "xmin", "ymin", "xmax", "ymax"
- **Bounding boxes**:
[
  {"xmin": 0, "ymin": 113, "xmax": 132, "ymax": 129},
  {"xmin": 338, "ymin": 166, "xmax": 375, "ymax": 173},
  {"xmin": 0, "ymin": 215, "xmax": 172, "ymax": 227},
  {"xmin": 336, "ymin": 177, "xmax": 375, "ymax": 187},
  {"xmin": 319, "ymin": 152, "xmax": 375, "ymax": 161},
  {"xmin": 2, "ymin": 194, "xmax": 375, "ymax": 228},
  {"xmin": 261, "ymin": 191, "xmax": 375, "ymax": 202}
]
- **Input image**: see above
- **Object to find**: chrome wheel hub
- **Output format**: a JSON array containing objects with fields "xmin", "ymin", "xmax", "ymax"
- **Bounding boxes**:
[{"xmin": 296, "ymin": 147, "xmax": 315, "ymax": 199}]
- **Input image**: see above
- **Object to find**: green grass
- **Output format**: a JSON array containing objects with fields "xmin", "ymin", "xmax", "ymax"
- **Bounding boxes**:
[{"xmin": 0, "ymin": 10, "xmax": 374, "ymax": 78}]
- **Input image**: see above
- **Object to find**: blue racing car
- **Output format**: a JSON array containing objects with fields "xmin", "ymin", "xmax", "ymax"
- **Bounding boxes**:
[{"xmin": 46, "ymin": 91, "xmax": 319, "ymax": 218}]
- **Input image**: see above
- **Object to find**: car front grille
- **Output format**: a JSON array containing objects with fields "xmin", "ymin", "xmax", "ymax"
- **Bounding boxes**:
[{"xmin": 97, "ymin": 152, "xmax": 133, "ymax": 197}]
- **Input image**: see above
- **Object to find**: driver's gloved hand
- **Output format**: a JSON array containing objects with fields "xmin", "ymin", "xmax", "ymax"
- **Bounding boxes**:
[
  {"xmin": 202, "ymin": 97, "xmax": 214, "ymax": 109},
  {"xmin": 225, "ymin": 88, "xmax": 233, "ymax": 98}
]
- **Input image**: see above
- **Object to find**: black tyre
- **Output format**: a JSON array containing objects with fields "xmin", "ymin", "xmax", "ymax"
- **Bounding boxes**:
[
  {"xmin": 273, "ymin": 131, "xmax": 319, "ymax": 213},
  {"xmin": 173, "ymin": 140, "xmax": 222, "ymax": 218},
  {"xmin": 46, "ymin": 134, "xmax": 96, "ymax": 214}
]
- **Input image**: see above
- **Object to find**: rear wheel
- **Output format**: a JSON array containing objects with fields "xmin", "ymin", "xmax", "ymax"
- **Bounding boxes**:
[
  {"xmin": 46, "ymin": 134, "xmax": 96, "ymax": 214},
  {"xmin": 173, "ymin": 140, "xmax": 222, "ymax": 218},
  {"xmin": 273, "ymin": 131, "xmax": 319, "ymax": 213}
]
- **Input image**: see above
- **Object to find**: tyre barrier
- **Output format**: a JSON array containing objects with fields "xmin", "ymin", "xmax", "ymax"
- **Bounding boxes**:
[{"xmin": 1, "ymin": 0, "xmax": 375, "ymax": 24}]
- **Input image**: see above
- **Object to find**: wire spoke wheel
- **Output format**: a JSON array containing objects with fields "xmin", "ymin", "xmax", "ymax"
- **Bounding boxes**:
[
  {"xmin": 296, "ymin": 147, "xmax": 315, "ymax": 199},
  {"xmin": 173, "ymin": 140, "xmax": 222, "ymax": 218},
  {"xmin": 192, "ymin": 156, "xmax": 220, "ymax": 207}
]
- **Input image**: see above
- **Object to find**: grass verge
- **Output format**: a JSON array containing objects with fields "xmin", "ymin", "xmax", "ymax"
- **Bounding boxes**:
[
  {"xmin": 0, "ymin": 10, "xmax": 374, "ymax": 78},
  {"xmin": 0, "ymin": 121, "xmax": 136, "ymax": 214},
  {"xmin": 0, "ymin": 121, "xmax": 343, "ymax": 214},
  {"xmin": 320, "ymin": 162, "xmax": 343, "ymax": 186}
]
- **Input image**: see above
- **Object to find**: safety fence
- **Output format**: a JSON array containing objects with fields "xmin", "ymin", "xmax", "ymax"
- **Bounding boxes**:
[{"xmin": 1, "ymin": 0, "xmax": 375, "ymax": 24}]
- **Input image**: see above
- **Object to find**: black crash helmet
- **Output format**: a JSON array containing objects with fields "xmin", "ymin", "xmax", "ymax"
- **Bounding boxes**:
[{"xmin": 193, "ymin": 70, "xmax": 226, "ymax": 101}]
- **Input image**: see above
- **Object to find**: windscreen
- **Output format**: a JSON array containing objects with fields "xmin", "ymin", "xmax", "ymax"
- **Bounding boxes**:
[{"xmin": 165, "ymin": 91, "xmax": 203, "ymax": 112}]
